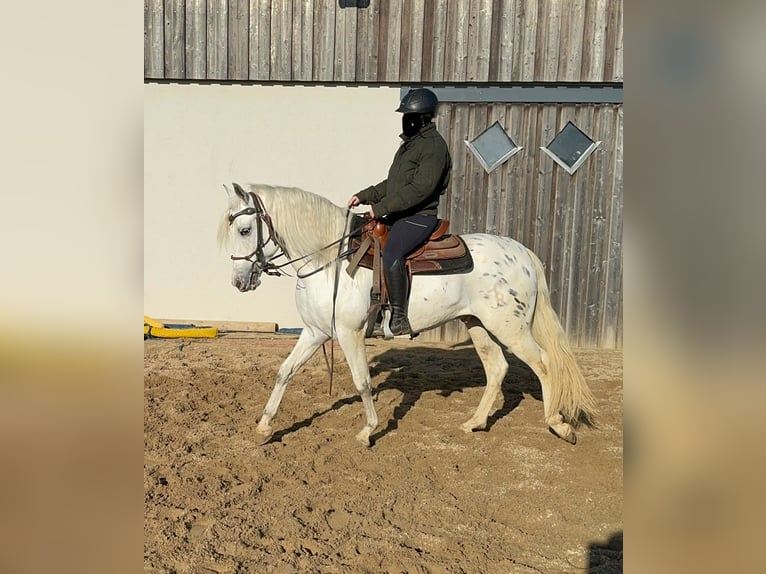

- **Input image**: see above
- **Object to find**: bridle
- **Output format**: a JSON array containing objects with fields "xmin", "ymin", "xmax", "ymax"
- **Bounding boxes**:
[
  {"xmin": 227, "ymin": 186, "xmax": 368, "ymax": 285},
  {"xmin": 228, "ymin": 191, "xmax": 288, "ymax": 282}
]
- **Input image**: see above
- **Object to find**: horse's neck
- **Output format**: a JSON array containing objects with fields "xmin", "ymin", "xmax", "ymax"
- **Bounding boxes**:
[{"xmin": 262, "ymin": 191, "xmax": 345, "ymax": 265}]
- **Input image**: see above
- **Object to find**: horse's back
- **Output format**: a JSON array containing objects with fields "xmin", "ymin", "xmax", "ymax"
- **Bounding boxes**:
[
  {"xmin": 460, "ymin": 233, "xmax": 536, "ymax": 272},
  {"xmin": 458, "ymin": 233, "xmax": 540, "ymax": 312}
]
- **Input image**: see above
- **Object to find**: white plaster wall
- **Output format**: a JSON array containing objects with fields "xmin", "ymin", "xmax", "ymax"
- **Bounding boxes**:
[{"xmin": 144, "ymin": 84, "xmax": 401, "ymax": 328}]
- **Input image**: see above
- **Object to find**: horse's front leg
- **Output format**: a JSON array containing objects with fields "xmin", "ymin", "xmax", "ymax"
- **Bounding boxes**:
[
  {"xmin": 256, "ymin": 327, "xmax": 328, "ymax": 444},
  {"xmin": 336, "ymin": 326, "xmax": 378, "ymax": 447}
]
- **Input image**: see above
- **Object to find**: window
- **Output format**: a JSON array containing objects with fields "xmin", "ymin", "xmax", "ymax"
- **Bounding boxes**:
[
  {"xmin": 540, "ymin": 121, "xmax": 601, "ymax": 175},
  {"xmin": 464, "ymin": 121, "xmax": 523, "ymax": 173}
]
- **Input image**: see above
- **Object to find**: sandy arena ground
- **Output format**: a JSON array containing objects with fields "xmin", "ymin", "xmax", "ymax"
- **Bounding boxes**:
[{"xmin": 144, "ymin": 334, "xmax": 622, "ymax": 573}]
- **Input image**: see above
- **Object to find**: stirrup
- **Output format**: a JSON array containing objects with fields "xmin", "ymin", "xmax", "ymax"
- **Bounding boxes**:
[
  {"xmin": 388, "ymin": 316, "xmax": 412, "ymax": 336},
  {"xmin": 365, "ymin": 304, "xmax": 381, "ymax": 338}
]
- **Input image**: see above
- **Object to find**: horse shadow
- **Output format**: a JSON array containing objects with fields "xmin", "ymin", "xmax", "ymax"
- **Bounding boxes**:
[
  {"xmin": 366, "ymin": 343, "xmax": 542, "ymax": 444},
  {"xmin": 271, "ymin": 342, "xmax": 542, "ymax": 445},
  {"xmin": 587, "ymin": 530, "xmax": 623, "ymax": 573}
]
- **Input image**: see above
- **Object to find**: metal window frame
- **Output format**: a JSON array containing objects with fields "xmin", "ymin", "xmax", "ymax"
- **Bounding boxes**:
[{"xmin": 540, "ymin": 141, "xmax": 601, "ymax": 174}]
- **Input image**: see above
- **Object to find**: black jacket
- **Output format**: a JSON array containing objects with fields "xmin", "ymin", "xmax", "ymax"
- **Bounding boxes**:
[{"xmin": 356, "ymin": 123, "xmax": 451, "ymax": 219}]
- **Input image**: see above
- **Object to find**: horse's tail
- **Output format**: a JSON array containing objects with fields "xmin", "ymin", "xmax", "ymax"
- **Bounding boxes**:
[{"xmin": 527, "ymin": 249, "xmax": 597, "ymax": 428}]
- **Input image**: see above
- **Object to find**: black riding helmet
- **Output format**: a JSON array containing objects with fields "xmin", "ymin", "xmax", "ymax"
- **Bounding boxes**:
[{"xmin": 396, "ymin": 88, "xmax": 438, "ymax": 114}]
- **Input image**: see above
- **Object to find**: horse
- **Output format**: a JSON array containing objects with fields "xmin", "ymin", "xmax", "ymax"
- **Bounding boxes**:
[{"xmin": 219, "ymin": 182, "xmax": 596, "ymax": 447}]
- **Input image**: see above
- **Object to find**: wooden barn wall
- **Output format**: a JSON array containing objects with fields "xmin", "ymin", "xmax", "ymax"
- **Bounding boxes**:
[
  {"xmin": 416, "ymin": 102, "xmax": 622, "ymax": 348},
  {"xmin": 144, "ymin": 0, "xmax": 623, "ymax": 83}
]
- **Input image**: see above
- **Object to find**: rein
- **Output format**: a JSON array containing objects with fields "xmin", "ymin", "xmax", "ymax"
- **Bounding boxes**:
[
  {"xmin": 228, "ymin": 189, "xmax": 363, "ymax": 396},
  {"xmin": 229, "ymin": 189, "xmax": 367, "ymax": 396},
  {"xmin": 322, "ymin": 209, "xmax": 353, "ymax": 396},
  {"xmin": 228, "ymin": 190, "xmax": 365, "ymax": 280}
]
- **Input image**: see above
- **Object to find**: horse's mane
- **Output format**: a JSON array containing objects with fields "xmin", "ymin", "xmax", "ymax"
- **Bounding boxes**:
[{"xmin": 219, "ymin": 183, "xmax": 348, "ymax": 272}]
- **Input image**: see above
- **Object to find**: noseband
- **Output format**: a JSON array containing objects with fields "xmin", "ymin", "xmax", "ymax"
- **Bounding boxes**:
[{"xmin": 228, "ymin": 191, "xmax": 286, "ymax": 279}]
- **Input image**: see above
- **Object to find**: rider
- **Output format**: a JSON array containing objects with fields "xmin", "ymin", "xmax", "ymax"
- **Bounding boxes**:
[{"xmin": 347, "ymin": 88, "xmax": 452, "ymax": 335}]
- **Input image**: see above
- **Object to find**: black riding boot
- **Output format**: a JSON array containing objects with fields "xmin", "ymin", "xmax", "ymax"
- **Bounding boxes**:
[{"xmin": 384, "ymin": 259, "xmax": 412, "ymax": 336}]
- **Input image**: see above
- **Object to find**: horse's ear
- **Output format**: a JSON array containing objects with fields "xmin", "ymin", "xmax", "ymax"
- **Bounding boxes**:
[
  {"xmin": 223, "ymin": 183, "xmax": 236, "ymax": 201},
  {"xmin": 232, "ymin": 182, "xmax": 248, "ymax": 202}
]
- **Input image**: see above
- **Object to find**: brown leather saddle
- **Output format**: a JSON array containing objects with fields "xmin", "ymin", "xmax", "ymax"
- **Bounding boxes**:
[
  {"xmin": 346, "ymin": 218, "xmax": 473, "ymax": 338},
  {"xmin": 346, "ymin": 218, "xmax": 473, "ymax": 277}
]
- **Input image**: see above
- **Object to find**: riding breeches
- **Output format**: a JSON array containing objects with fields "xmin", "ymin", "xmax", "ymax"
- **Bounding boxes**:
[{"xmin": 382, "ymin": 215, "xmax": 438, "ymax": 269}]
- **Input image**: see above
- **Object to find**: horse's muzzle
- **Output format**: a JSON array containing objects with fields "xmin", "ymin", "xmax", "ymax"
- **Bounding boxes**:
[{"xmin": 233, "ymin": 275, "xmax": 261, "ymax": 292}]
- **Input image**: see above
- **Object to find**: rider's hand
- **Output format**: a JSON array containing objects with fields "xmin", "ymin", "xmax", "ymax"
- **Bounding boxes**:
[
  {"xmin": 347, "ymin": 195, "xmax": 360, "ymax": 208},
  {"xmin": 369, "ymin": 206, "xmax": 376, "ymax": 219}
]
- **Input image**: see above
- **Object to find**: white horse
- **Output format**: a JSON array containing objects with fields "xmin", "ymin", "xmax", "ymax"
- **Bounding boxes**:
[{"xmin": 219, "ymin": 183, "xmax": 596, "ymax": 446}]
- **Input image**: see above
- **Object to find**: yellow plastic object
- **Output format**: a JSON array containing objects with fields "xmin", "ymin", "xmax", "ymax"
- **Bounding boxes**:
[
  {"xmin": 144, "ymin": 316, "xmax": 218, "ymax": 338},
  {"xmin": 144, "ymin": 316, "xmax": 165, "ymax": 328}
]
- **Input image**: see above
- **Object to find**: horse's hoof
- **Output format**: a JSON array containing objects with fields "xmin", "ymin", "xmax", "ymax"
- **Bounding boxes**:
[
  {"xmin": 256, "ymin": 427, "xmax": 274, "ymax": 446},
  {"xmin": 460, "ymin": 420, "xmax": 486, "ymax": 433},
  {"xmin": 355, "ymin": 433, "xmax": 371, "ymax": 448},
  {"xmin": 550, "ymin": 426, "xmax": 577, "ymax": 445}
]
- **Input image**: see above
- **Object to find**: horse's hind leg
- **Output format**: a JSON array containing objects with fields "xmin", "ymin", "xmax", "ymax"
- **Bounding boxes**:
[
  {"xmin": 502, "ymin": 331, "xmax": 577, "ymax": 444},
  {"xmin": 335, "ymin": 326, "xmax": 378, "ymax": 447},
  {"xmin": 255, "ymin": 327, "xmax": 328, "ymax": 444},
  {"xmin": 460, "ymin": 318, "xmax": 509, "ymax": 433}
]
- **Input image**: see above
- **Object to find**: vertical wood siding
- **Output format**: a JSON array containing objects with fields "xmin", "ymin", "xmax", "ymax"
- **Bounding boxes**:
[
  {"xmin": 417, "ymin": 103, "xmax": 622, "ymax": 348},
  {"xmin": 145, "ymin": 0, "xmax": 164, "ymax": 78},
  {"xmin": 228, "ymin": 0, "xmax": 249, "ymax": 79},
  {"xmin": 165, "ymin": 0, "xmax": 186, "ymax": 78},
  {"xmin": 145, "ymin": 0, "xmax": 623, "ymax": 82},
  {"xmin": 314, "ymin": 0, "xmax": 335, "ymax": 81},
  {"xmin": 206, "ymin": 0, "xmax": 228, "ymax": 79},
  {"xmin": 186, "ymin": 1, "xmax": 207, "ymax": 78}
]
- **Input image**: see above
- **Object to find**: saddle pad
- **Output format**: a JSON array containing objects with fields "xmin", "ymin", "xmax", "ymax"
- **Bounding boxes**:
[
  {"xmin": 348, "ymin": 234, "xmax": 474, "ymax": 276},
  {"xmin": 409, "ymin": 235, "xmax": 474, "ymax": 275}
]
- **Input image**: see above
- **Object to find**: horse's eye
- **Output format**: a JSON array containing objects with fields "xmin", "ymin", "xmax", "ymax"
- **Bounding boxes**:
[{"xmin": 239, "ymin": 227, "xmax": 251, "ymax": 237}]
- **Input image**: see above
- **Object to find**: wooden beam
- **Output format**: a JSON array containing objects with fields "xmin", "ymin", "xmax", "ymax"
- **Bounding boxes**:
[{"xmin": 157, "ymin": 319, "xmax": 279, "ymax": 332}]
